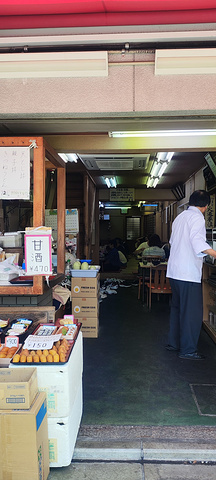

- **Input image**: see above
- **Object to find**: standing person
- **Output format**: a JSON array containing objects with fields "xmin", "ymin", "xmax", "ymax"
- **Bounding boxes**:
[{"xmin": 166, "ymin": 190, "xmax": 216, "ymax": 360}]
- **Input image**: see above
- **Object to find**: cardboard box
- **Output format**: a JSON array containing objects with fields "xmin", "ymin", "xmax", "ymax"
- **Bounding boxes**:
[
  {"xmin": 72, "ymin": 297, "xmax": 99, "ymax": 318},
  {"xmin": 80, "ymin": 317, "xmax": 99, "ymax": 338},
  {"xmin": 0, "ymin": 367, "xmax": 38, "ymax": 409},
  {"xmin": 71, "ymin": 273, "xmax": 100, "ymax": 297},
  {"xmin": 48, "ymin": 380, "xmax": 82, "ymax": 467},
  {"xmin": 0, "ymin": 392, "xmax": 49, "ymax": 480},
  {"xmin": 10, "ymin": 332, "xmax": 83, "ymax": 418}
]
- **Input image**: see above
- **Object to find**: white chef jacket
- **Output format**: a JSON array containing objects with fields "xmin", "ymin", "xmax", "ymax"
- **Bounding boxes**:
[{"xmin": 166, "ymin": 206, "xmax": 210, "ymax": 283}]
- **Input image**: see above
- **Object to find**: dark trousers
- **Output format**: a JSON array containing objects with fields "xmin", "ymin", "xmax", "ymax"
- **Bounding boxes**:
[{"xmin": 168, "ymin": 278, "xmax": 203, "ymax": 355}]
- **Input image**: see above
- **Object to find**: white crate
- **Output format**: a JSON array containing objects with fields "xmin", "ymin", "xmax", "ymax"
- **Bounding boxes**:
[
  {"xmin": 10, "ymin": 331, "xmax": 83, "ymax": 417},
  {"xmin": 48, "ymin": 380, "xmax": 83, "ymax": 467}
]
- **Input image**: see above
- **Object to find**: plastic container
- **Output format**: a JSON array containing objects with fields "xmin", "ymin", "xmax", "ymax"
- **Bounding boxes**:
[
  {"xmin": 71, "ymin": 266, "xmax": 100, "ymax": 278},
  {"xmin": 1, "ymin": 233, "xmax": 22, "ymax": 248}
]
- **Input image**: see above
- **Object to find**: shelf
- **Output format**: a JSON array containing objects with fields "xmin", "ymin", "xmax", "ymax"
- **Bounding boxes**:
[
  {"xmin": 203, "ymin": 320, "xmax": 216, "ymax": 344},
  {"xmin": 0, "ymin": 137, "xmax": 66, "ymax": 297}
]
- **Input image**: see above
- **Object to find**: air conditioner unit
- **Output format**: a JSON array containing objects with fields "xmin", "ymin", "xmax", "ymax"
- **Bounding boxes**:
[{"xmin": 171, "ymin": 184, "xmax": 185, "ymax": 201}]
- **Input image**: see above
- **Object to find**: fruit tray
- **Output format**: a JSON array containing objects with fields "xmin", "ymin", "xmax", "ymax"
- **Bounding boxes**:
[{"xmin": 11, "ymin": 324, "xmax": 81, "ymax": 365}]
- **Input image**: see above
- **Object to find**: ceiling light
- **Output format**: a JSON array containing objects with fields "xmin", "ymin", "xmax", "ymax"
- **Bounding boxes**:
[
  {"xmin": 105, "ymin": 206, "xmax": 131, "ymax": 209},
  {"xmin": 146, "ymin": 177, "xmax": 154, "ymax": 188},
  {"xmin": 109, "ymin": 130, "xmax": 216, "ymax": 138},
  {"xmin": 153, "ymin": 178, "xmax": 159, "ymax": 188},
  {"xmin": 104, "ymin": 176, "xmax": 117, "ymax": 188},
  {"xmin": 158, "ymin": 162, "xmax": 168, "ymax": 178},
  {"xmin": 104, "ymin": 177, "xmax": 111, "ymax": 188},
  {"xmin": 58, "ymin": 153, "xmax": 78, "ymax": 163}
]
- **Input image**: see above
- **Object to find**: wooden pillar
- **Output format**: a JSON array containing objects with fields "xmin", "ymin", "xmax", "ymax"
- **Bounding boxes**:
[
  {"xmin": 57, "ymin": 167, "xmax": 66, "ymax": 273},
  {"xmin": 84, "ymin": 174, "xmax": 89, "ymax": 259}
]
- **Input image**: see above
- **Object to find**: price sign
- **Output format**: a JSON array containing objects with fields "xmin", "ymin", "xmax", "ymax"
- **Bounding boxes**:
[
  {"xmin": 23, "ymin": 334, "xmax": 61, "ymax": 351},
  {"xmin": 5, "ymin": 336, "xmax": 19, "ymax": 349},
  {"xmin": 25, "ymin": 232, "xmax": 52, "ymax": 275}
]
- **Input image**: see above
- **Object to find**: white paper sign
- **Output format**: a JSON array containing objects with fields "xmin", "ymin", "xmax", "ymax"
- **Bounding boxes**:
[
  {"xmin": 0, "ymin": 147, "xmax": 30, "ymax": 199},
  {"xmin": 25, "ymin": 234, "xmax": 52, "ymax": 275},
  {"xmin": 5, "ymin": 336, "xmax": 19, "ymax": 349},
  {"xmin": 23, "ymin": 334, "xmax": 61, "ymax": 350}
]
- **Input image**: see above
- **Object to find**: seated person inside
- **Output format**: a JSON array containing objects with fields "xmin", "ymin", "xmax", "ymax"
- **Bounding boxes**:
[
  {"xmin": 103, "ymin": 239, "xmax": 122, "ymax": 272},
  {"xmin": 133, "ymin": 235, "xmax": 150, "ymax": 257},
  {"xmin": 114, "ymin": 237, "xmax": 128, "ymax": 267},
  {"xmin": 142, "ymin": 234, "xmax": 165, "ymax": 261}
]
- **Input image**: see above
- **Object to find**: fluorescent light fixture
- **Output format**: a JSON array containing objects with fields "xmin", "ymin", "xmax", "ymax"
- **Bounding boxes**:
[
  {"xmin": 147, "ymin": 151, "xmax": 175, "ymax": 187},
  {"xmin": 109, "ymin": 130, "xmax": 216, "ymax": 138},
  {"xmin": 0, "ymin": 51, "xmax": 108, "ymax": 78},
  {"xmin": 58, "ymin": 153, "xmax": 68, "ymax": 163},
  {"xmin": 104, "ymin": 177, "xmax": 111, "ymax": 188},
  {"xmin": 104, "ymin": 176, "xmax": 117, "ymax": 188},
  {"xmin": 158, "ymin": 162, "xmax": 168, "ymax": 178},
  {"xmin": 155, "ymin": 48, "xmax": 216, "ymax": 75},
  {"xmin": 58, "ymin": 153, "xmax": 78, "ymax": 163},
  {"xmin": 105, "ymin": 206, "xmax": 131, "ymax": 209},
  {"xmin": 146, "ymin": 177, "xmax": 155, "ymax": 188},
  {"xmin": 153, "ymin": 177, "xmax": 159, "ymax": 188}
]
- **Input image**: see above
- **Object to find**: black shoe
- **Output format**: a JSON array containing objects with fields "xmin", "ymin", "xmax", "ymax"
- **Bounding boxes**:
[
  {"xmin": 165, "ymin": 344, "xmax": 179, "ymax": 351},
  {"xmin": 178, "ymin": 352, "xmax": 205, "ymax": 360}
]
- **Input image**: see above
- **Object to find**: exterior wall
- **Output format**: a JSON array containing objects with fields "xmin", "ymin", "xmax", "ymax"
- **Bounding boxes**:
[{"xmin": 1, "ymin": 52, "xmax": 216, "ymax": 117}]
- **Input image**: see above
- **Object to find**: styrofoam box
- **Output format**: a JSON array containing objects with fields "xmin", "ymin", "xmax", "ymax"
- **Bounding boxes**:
[
  {"xmin": 71, "ymin": 266, "xmax": 100, "ymax": 278},
  {"xmin": 48, "ymin": 380, "xmax": 83, "ymax": 467},
  {"xmin": 0, "ymin": 233, "xmax": 22, "ymax": 248},
  {"xmin": 10, "ymin": 331, "xmax": 83, "ymax": 418}
]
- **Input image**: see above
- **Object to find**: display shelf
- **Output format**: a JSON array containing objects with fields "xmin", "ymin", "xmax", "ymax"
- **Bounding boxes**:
[
  {"xmin": 0, "ymin": 137, "xmax": 66, "ymax": 295},
  {"xmin": 203, "ymin": 262, "xmax": 216, "ymax": 345},
  {"xmin": 203, "ymin": 320, "xmax": 216, "ymax": 344}
]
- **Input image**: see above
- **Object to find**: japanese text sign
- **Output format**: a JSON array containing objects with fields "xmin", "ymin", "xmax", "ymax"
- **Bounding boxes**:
[
  {"xmin": 0, "ymin": 147, "xmax": 30, "ymax": 199},
  {"xmin": 25, "ymin": 233, "xmax": 52, "ymax": 275}
]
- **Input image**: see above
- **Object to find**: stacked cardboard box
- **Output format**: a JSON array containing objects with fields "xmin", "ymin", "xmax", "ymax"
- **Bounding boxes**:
[
  {"xmin": 0, "ymin": 368, "xmax": 49, "ymax": 480},
  {"xmin": 10, "ymin": 332, "xmax": 83, "ymax": 468},
  {"xmin": 71, "ymin": 273, "xmax": 100, "ymax": 337}
]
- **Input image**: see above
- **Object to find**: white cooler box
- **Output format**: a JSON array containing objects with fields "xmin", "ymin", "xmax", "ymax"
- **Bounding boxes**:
[
  {"xmin": 48, "ymin": 380, "xmax": 83, "ymax": 467},
  {"xmin": 10, "ymin": 331, "xmax": 83, "ymax": 418}
]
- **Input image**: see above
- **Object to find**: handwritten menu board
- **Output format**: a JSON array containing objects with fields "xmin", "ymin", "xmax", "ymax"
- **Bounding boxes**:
[{"xmin": 0, "ymin": 147, "xmax": 30, "ymax": 199}]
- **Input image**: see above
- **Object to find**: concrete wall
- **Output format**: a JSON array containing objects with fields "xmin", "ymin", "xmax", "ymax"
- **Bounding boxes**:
[{"xmin": 1, "ymin": 52, "xmax": 216, "ymax": 117}]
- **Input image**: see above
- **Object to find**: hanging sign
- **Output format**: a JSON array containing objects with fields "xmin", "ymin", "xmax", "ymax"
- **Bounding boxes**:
[
  {"xmin": 0, "ymin": 147, "xmax": 30, "ymax": 199},
  {"xmin": 25, "ymin": 227, "xmax": 52, "ymax": 275},
  {"xmin": 110, "ymin": 188, "xmax": 134, "ymax": 202}
]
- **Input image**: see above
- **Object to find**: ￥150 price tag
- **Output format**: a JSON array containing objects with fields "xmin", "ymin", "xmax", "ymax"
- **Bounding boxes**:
[
  {"xmin": 23, "ymin": 334, "xmax": 61, "ymax": 351},
  {"xmin": 5, "ymin": 336, "xmax": 19, "ymax": 349}
]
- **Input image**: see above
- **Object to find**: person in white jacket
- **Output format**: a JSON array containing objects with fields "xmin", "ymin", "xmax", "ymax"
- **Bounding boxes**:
[{"xmin": 166, "ymin": 190, "xmax": 216, "ymax": 360}]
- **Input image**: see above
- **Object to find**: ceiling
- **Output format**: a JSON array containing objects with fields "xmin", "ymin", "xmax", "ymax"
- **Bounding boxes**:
[{"xmin": 0, "ymin": 117, "xmax": 211, "ymax": 198}]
